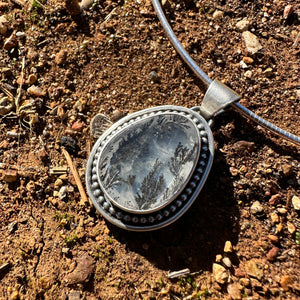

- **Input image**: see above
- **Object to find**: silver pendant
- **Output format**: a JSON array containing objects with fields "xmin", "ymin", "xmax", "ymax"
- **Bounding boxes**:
[{"xmin": 86, "ymin": 105, "xmax": 214, "ymax": 231}]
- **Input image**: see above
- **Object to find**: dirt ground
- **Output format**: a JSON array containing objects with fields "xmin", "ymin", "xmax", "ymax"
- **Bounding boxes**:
[{"xmin": 0, "ymin": 0, "xmax": 299, "ymax": 299}]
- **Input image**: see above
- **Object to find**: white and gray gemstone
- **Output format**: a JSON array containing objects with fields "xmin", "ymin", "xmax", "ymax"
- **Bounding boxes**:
[{"xmin": 97, "ymin": 113, "xmax": 200, "ymax": 213}]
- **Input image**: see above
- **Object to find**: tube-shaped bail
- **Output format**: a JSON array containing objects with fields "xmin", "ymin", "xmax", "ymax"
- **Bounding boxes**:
[{"xmin": 200, "ymin": 79, "xmax": 241, "ymax": 120}]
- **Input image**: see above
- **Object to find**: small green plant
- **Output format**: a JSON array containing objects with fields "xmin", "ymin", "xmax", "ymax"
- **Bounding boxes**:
[
  {"xmin": 64, "ymin": 234, "xmax": 79, "ymax": 247},
  {"xmin": 178, "ymin": 276, "xmax": 196, "ymax": 288},
  {"xmin": 32, "ymin": 0, "xmax": 41, "ymax": 9},
  {"xmin": 92, "ymin": 245, "xmax": 113, "ymax": 261},
  {"xmin": 156, "ymin": 277, "xmax": 166, "ymax": 289},
  {"xmin": 197, "ymin": 287, "xmax": 211, "ymax": 298},
  {"xmin": 54, "ymin": 212, "xmax": 74, "ymax": 223}
]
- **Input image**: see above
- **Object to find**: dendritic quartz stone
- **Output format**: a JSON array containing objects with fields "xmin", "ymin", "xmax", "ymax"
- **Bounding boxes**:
[
  {"xmin": 97, "ymin": 113, "xmax": 200, "ymax": 213},
  {"xmin": 86, "ymin": 106, "xmax": 214, "ymax": 231}
]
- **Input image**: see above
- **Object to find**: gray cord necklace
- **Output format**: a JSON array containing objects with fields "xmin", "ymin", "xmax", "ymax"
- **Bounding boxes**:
[{"xmin": 86, "ymin": 0, "xmax": 300, "ymax": 231}]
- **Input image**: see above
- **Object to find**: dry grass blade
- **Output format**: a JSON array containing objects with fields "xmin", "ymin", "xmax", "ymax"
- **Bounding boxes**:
[
  {"xmin": 15, "ymin": 56, "xmax": 25, "ymax": 114},
  {"xmin": 62, "ymin": 147, "xmax": 90, "ymax": 206}
]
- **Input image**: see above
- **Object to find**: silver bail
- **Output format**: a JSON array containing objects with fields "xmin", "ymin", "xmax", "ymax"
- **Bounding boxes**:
[{"xmin": 200, "ymin": 79, "xmax": 241, "ymax": 120}]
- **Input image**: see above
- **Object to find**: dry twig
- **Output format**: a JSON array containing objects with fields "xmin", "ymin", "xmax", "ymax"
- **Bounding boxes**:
[{"xmin": 62, "ymin": 147, "xmax": 90, "ymax": 206}]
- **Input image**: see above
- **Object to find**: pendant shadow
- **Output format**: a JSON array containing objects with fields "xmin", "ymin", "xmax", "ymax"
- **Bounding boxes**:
[{"xmin": 109, "ymin": 147, "xmax": 240, "ymax": 272}]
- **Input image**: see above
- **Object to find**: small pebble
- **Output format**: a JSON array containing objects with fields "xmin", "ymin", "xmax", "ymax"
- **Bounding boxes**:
[
  {"xmin": 239, "ymin": 165, "xmax": 247, "ymax": 174},
  {"xmin": 287, "ymin": 222, "xmax": 296, "ymax": 234},
  {"xmin": 3, "ymin": 33, "xmax": 18, "ymax": 50},
  {"xmin": 268, "ymin": 234, "xmax": 279, "ymax": 244},
  {"xmin": 216, "ymin": 254, "xmax": 222, "ymax": 262},
  {"xmin": 239, "ymin": 278, "xmax": 250, "ymax": 287},
  {"xmin": 55, "ymin": 49, "xmax": 68, "ymax": 65},
  {"xmin": 245, "ymin": 259, "xmax": 263, "ymax": 280},
  {"xmin": 15, "ymin": 31, "xmax": 25, "ymax": 37},
  {"xmin": 213, "ymin": 263, "xmax": 228, "ymax": 284},
  {"xmin": 224, "ymin": 240, "xmax": 233, "ymax": 253},
  {"xmin": 0, "ymin": 15, "xmax": 8, "ymax": 36},
  {"xmin": 27, "ymin": 85, "xmax": 44, "ymax": 97},
  {"xmin": 276, "ymin": 222, "xmax": 283, "ymax": 233},
  {"xmin": 149, "ymin": 71, "xmax": 160, "ymax": 83},
  {"xmin": 73, "ymin": 99, "xmax": 85, "ymax": 112},
  {"xmin": 236, "ymin": 18, "xmax": 249, "ymax": 32},
  {"xmin": 8, "ymin": 221, "xmax": 17, "ymax": 234},
  {"xmin": 1, "ymin": 67, "xmax": 12, "ymax": 77},
  {"xmin": 263, "ymin": 67, "xmax": 273, "ymax": 77},
  {"xmin": 227, "ymin": 283, "xmax": 242, "ymax": 300},
  {"xmin": 240, "ymin": 60, "xmax": 248, "ymax": 69},
  {"xmin": 250, "ymin": 201, "xmax": 264, "ymax": 215},
  {"xmin": 54, "ymin": 178, "xmax": 63, "ymax": 188},
  {"xmin": 242, "ymin": 31, "xmax": 262, "ymax": 54},
  {"xmin": 281, "ymin": 164, "xmax": 293, "ymax": 176},
  {"xmin": 243, "ymin": 56, "xmax": 254, "ymax": 64},
  {"xmin": 161, "ymin": 0, "xmax": 170, "ymax": 9},
  {"xmin": 292, "ymin": 195, "xmax": 300, "ymax": 210},
  {"xmin": 64, "ymin": 254, "xmax": 95, "ymax": 285},
  {"xmin": 280, "ymin": 275, "xmax": 293, "ymax": 291},
  {"xmin": 229, "ymin": 167, "xmax": 239, "ymax": 176},
  {"xmin": 68, "ymin": 290, "xmax": 81, "ymax": 300},
  {"xmin": 269, "ymin": 194, "xmax": 281, "ymax": 206},
  {"xmin": 283, "ymin": 5, "xmax": 293, "ymax": 19},
  {"xmin": 234, "ymin": 268, "xmax": 245, "ymax": 278},
  {"xmin": 244, "ymin": 70, "xmax": 253, "ymax": 78},
  {"xmin": 222, "ymin": 257, "xmax": 232, "ymax": 268},
  {"xmin": 16, "ymin": 77, "xmax": 26, "ymax": 85},
  {"xmin": 212, "ymin": 10, "xmax": 224, "ymax": 21},
  {"xmin": 28, "ymin": 74, "xmax": 37, "ymax": 85},
  {"xmin": 3, "ymin": 169, "xmax": 18, "ymax": 182},
  {"xmin": 270, "ymin": 212, "xmax": 279, "ymax": 223},
  {"xmin": 60, "ymin": 136, "xmax": 78, "ymax": 155},
  {"xmin": 57, "ymin": 106, "xmax": 65, "ymax": 119},
  {"xmin": 277, "ymin": 207, "xmax": 287, "ymax": 214},
  {"xmin": 71, "ymin": 121, "xmax": 84, "ymax": 132},
  {"xmin": 267, "ymin": 247, "xmax": 280, "ymax": 261},
  {"xmin": 58, "ymin": 186, "xmax": 68, "ymax": 200},
  {"xmin": 111, "ymin": 109, "xmax": 124, "ymax": 122}
]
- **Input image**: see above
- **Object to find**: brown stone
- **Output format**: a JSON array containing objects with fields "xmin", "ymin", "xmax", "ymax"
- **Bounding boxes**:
[
  {"xmin": 213, "ymin": 263, "xmax": 228, "ymax": 284},
  {"xmin": 64, "ymin": 253, "xmax": 95, "ymax": 285},
  {"xmin": 2, "ymin": 169, "xmax": 18, "ymax": 183},
  {"xmin": 3, "ymin": 34, "xmax": 18, "ymax": 50},
  {"xmin": 269, "ymin": 194, "xmax": 281, "ymax": 206},
  {"xmin": 243, "ymin": 57, "xmax": 254, "ymax": 64},
  {"xmin": 267, "ymin": 247, "xmax": 280, "ymax": 261},
  {"xmin": 268, "ymin": 234, "xmax": 279, "ymax": 244},
  {"xmin": 245, "ymin": 259, "xmax": 263, "ymax": 280},
  {"xmin": 280, "ymin": 275, "xmax": 293, "ymax": 291},
  {"xmin": 281, "ymin": 164, "xmax": 293, "ymax": 176},
  {"xmin": 227, "ymin": 283, "xmax": 242, "ymax": 300},
  {"xmin": 234, "ymin": 268, "xmax": 245, "ymax": 278},
  {"xmin": 224, "ymin": 240, "xmax": 233, "ymax": 253},
  {"xmin": 71, "ymin": 121, "xmax": 84, "ymax": 132},
  {"xmin": 55, "ymin": 49, "xmax": 68, "ymax": 65}
]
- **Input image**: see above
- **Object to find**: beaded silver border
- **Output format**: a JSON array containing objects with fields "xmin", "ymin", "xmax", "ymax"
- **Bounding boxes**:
[{"xmin": 86, "ymin": 105, "xmax": 214, "ymax": 231}]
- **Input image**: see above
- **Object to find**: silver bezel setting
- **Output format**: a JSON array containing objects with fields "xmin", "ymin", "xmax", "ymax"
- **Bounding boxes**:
[{"xmin": 86, "ymin": 105, "xmax": 214, "ymax": 231}]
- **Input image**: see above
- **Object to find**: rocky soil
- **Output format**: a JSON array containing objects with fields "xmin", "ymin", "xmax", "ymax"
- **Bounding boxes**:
[{"xmin": 0, "ymin": 0, "xmax": 299, "ymax": 299}]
